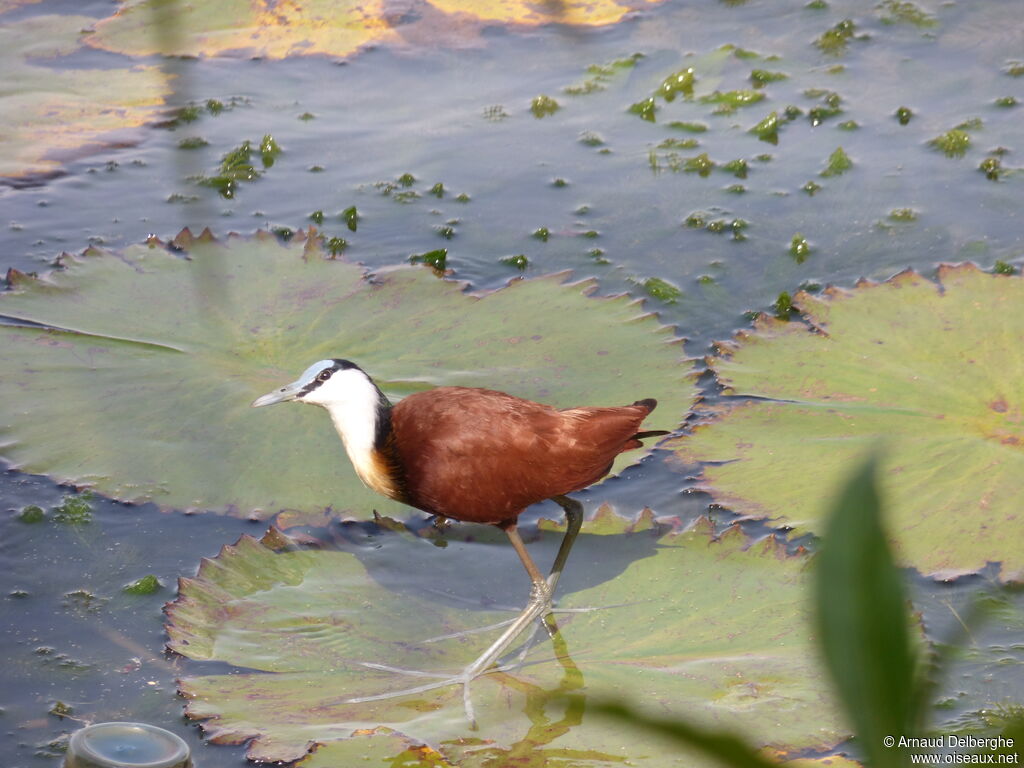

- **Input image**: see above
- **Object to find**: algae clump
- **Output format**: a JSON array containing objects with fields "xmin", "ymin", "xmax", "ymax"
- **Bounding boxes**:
[{"xmin": 820, "ymin": 146, "xmax": 852, "ymax": 177}]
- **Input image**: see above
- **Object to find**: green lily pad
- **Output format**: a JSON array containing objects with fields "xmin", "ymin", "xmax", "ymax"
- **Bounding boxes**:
[
  {"xmin": 0, "ymin": 14, "xmax": 168, "ymax": 180},
  {"xmin": 0, "ymin": 0, "xmax": 42, "ymax": 11},
  {"xmin": 87, "ymin": 0, "xmax": 668, "ymax": 59},
  {"xmin": 0, "ymin": 230, "xmax": 690, "ymax": 517},
  {"xmin": 669, "ymin": 264, "xmax": 1024, "ymax": 579},
  {"xmin": 88, "ymin": 0, "xmax": 396, "ymax": 59},
  {"xmin": 168, "ymin": 510, "xmax": 846, "ymax": 764},
  {"xmin": 428, "ymin": 0, "xmax": 664, "ymax": 27}
]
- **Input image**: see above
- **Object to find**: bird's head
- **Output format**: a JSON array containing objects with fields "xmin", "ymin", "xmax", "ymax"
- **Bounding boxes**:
[
  {"xmin": 252, "ymin": 359, "xmax": 381, "ymax": 410},
  {"xmin": 252, "ymin": 359, "xmax": 396, "ymax": 496}
]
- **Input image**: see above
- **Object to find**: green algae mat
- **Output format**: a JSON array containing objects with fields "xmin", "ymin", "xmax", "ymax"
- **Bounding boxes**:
[
  {"xmin": 0, "ymin": 230, "xmax": 691, "ymax": 517},
  {"xmin": 168, "ymin": 510, "xmax": 847, "ymax": 765},
  {"xmin": 670, "ymin": 265, "xmax": 1024, "ymax": 579}
]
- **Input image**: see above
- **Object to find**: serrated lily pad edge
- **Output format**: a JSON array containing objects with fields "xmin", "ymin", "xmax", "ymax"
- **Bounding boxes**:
[
  {"xmin": 672, "ymin": 262, "xmax": 1024, "ymax": 582},
  {"xmin": 2, "ymin": 228, "xmax": 692, "ymax": 517},
  {"xmin": 165, "ymin": 512, "xmax": 846, "ymax": 764}
]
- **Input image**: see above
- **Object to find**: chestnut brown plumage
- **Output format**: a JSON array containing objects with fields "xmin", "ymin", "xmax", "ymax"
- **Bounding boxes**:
[
  {"xmin": 252, "ymin": 359, "xmax": 666, "ymax": 725},
  {"xmin": 385, "ymin": 387, "xmax": 657, "ymax": 525}
]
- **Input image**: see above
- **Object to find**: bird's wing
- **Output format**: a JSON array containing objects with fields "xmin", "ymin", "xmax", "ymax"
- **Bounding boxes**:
[{"xmin": 392, "ymin": 389, "xmax": 652, "ymax": 523}]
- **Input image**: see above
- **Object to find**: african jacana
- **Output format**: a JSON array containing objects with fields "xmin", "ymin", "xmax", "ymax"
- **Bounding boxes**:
[{"xmin": 253, "ymin": 359, "xmax": 665, "ymax": 723}]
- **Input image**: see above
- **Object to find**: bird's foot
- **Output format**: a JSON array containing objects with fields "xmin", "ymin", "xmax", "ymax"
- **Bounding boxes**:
[
  {"xmin": 347, "ymin": 661, "xmax": 532, "ymax": 729},
  {"xmin": 421, "ymin": 617, "xmax": 520, "ymax": 643},
  {"xmin": 346, "ymin": 591, "xmax": 555, "ymax": 727},
  {"xmin": 420, "ymin": 602, "xmax": 605, "ymax": 644}
]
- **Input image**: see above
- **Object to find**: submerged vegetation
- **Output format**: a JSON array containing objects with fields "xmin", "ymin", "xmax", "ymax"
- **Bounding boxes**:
[
  {"xmin": 52, "ymin": 494, "xmax": 92, "ymax": 525},
  {"xmin": 929, "ymin": 128, "xmax": 972, "ymax": 157},
  {"xmin": 877, "ymin": 0, "xmax": 938, "ymax": 28},
  {"xmin": 698, "ymin": 89, "xmax": 764, "ymax": 113},
  {"xmin": 530, "ymin": 94, "xmax": 561, "ymax": 117},
  {"xmin": 641, "ymin": 276, "xmax": 681, "ymax": 302},
  {"xmin": 564, "ymin": 53, "xmax": 643, "ymax": 95},
  {"xmin": 658, "ymin": 67, "xmax": 696, "ymax": 101},
  {"xmin": 820, "ymin": 146, "xmax": 852, "ymax": 176},
  {"xmin": 123, "ymin": 575, "xmax": 161, "ymax": 595},
  {"xmin": 814, "ymin": 19, "xmax": 858, "ymax": 55},
  {"xmin": 628, "ymin": 96, "xmax": 657, "ymax": 122},
  {"xmin": 195, "ymin": 134, "xmax": 280, "ymax": 198},
  {"xmin": 789, "ymin": 232, "xmax": 811, "ymax": 261},
  {"xmin": 750, "ymin": 111, "xmax": 780, "ymax": 143}
]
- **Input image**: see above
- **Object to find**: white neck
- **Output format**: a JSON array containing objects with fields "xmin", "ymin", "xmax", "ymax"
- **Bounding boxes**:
[
  {"xmin": 302, "ymin": 368, "xmax": 396, "ymax": 497},
  {"xmin": 326, "ymin": 401, "xmax": 379, "ymax": 483}
]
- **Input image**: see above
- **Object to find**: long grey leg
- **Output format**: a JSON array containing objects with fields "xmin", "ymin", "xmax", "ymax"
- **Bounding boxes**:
[
  {"xmin": 548, "ymin": 494, "xmax": 583, "ymax": 593},
  {"xmin": 346, "ymin": 505, "xmax": 585, "ymax": 727},
  {"xmin": 504, "ymin": 494, "xmax": 583, "ymax": 661}
]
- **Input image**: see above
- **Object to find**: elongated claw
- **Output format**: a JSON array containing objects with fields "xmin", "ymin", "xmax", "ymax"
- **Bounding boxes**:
[
  {"xmin": 421, "ymin": 617, "xmax": 520, "ymax": 644},
  {"xmin": 344, "ymin": 498, "xmax": 589, "ymax": 726}
]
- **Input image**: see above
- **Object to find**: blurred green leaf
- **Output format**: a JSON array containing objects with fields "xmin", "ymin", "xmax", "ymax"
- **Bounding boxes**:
[
  {"xmin": 816, "ymin": 454, "xmax": 918, "ymax": 768},
  {"xmin": 592, "ymin": 701, "xmax": 781, "ymax": 768}
]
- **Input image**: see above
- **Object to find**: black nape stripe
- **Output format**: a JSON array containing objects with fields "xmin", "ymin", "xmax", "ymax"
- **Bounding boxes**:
[{"xmin": 373, "ymin": 387, "xmax": 394, "ymax": 449}]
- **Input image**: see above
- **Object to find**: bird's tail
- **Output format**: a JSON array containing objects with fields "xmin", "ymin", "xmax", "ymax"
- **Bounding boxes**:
[
  {"xmin": 627, "ymin": 399, "xmax": 670, "ymax": 445},
  {"xmin": 633, "ymin": 429, "xmax": 670, "ymax": 441}
]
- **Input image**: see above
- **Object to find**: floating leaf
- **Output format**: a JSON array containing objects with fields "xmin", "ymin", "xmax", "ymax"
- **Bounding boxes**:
[
  {"xmin": 669, "ymin": 265, "xmax": 1024, "ymax": 577},
  {"xmin": 428, "ymin": 0, "xmax": 664, "ymax": 27},
  {"xmin": 0, "ymin": 230, "xmax": 692, "ymax": 517},
  {"xmin": 88, "ymin": 0, "xmax": 396, "ymax": 59},
  {"xmin": 168, "ymin": 512, "xmax": 846, "ymax": 764},
  {"xmin": 88, "ymin": 0, "xmax": 667, "ymax": 58},
  {"xmin": 0, "ymin": 15, "xmax": 167, "ymax": 180},
  {"xmin": 0, "ymin": 0, "xmax": 42, "ymax": 11}
]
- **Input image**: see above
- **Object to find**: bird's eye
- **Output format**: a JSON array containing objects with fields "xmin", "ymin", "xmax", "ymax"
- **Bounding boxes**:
[{"xmin": 317, "ymin": 370, "xmax": 332, "ymax": 382}]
